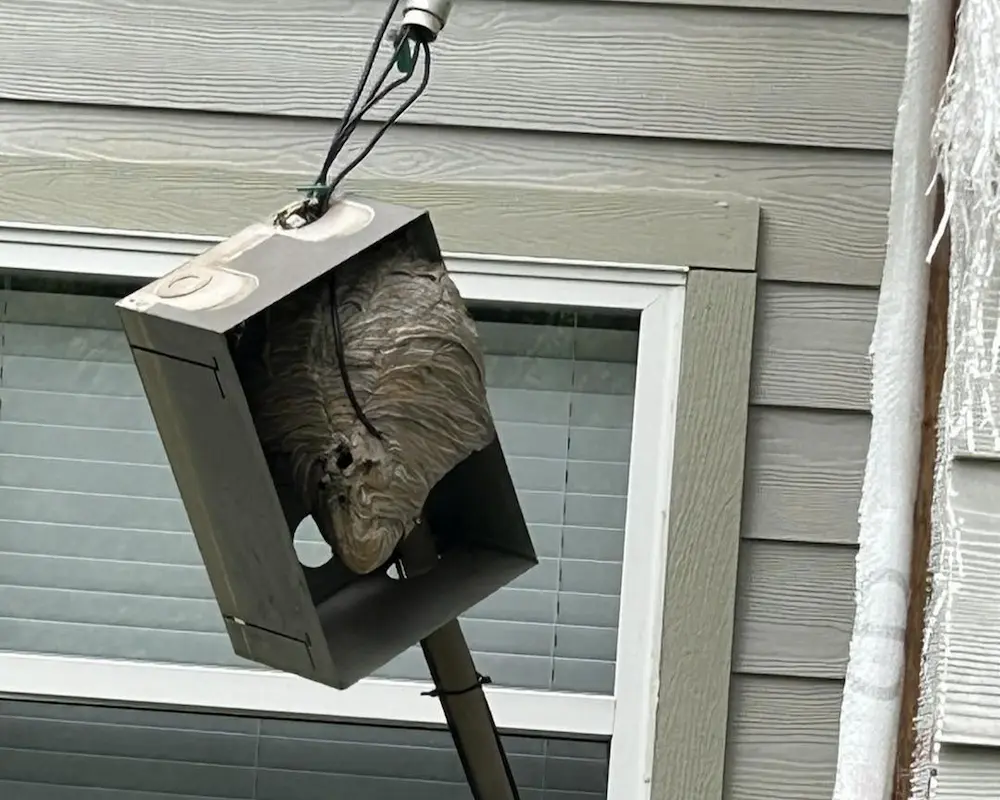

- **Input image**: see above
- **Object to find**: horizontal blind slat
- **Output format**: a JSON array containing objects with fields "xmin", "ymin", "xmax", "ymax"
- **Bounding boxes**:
[
  {"xmin": 0, "ymin": 422, "xmax": 169, "ymax": 464},
  {"xmin": 0, "ymin": 387, "xmax": 632, "ymax": 435},
  {"xmin": 1, "ymin": 420, "xmax": 623, "ymax": 465},
  {"xmin": 0, "ymin": 454, "xmax": 628, "ymax": 509}
]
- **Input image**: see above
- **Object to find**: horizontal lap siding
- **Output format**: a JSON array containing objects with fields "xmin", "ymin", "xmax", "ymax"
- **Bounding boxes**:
[
  {"xmin": 0, "ymin": 0, "xmax": 906, "ymax": 149},
  {"xmin": 935, "ymin": 744, "xmax": 1000, "ymax": 799},
  {"xmin": 0, "ymin": 102, "xmax": 890, "ymax": 285},
  {"xmin": 724, "ymin": 675, "xmax": 844, "ymax": 800},
  {"xmin": 728, "ymin": 278, "xmax": 871, "ymax": 796},
  {"xmin": 936, "ymin": 459, "xmax": 1000, "ymax": 746},
  {"xmin": 733, "ymin": 541, "xmax": 855, "ymax": 680},
  {"xmin": 0, "ymin": 0, "xmax": 897, "ymax": 797},
  {"xmin": 752, "ymin": 283, "xmax": 877, "ymax": 411},
  {"xmin": 736, "ymin": 280, "xmax": 872, "ymax": 692},
  {"xmin": 743, "ymin": 408, "xmax": 869, "ymax": 546}
]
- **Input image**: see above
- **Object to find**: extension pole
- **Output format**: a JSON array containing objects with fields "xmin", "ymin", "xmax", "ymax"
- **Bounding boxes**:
[{"xmin": 398, "ymin": 527, "xmax": 520, "ymax": 800}]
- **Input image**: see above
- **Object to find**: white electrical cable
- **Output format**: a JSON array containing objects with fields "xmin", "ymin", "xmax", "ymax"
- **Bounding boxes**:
[{"xmin": 832, "ymin": 1, "xmax": 954, "ymax": 798}]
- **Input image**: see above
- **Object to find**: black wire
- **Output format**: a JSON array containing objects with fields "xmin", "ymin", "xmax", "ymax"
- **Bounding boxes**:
[
  {"xmin": 360, "ymin": 37, "xmax": 413, "ymax": 111},
  {"xmin": 315, "ymin": 1, "xmax": 399, "ymax": 188},
  {"xmin": 315, "ymin": 0, "xmax": 401, "ymax": 189},
  {"xmin": 311, "ymin": 35, "xmax": 416, "ymax": 220},
  {"xmin": 325, "ymin": 39, "xmax": 431, "ymax": 442},
  {"xmin": 325, "ymin": 39, "xmax": 409, "ymax": 174},
  {"xmin": 329, "ymin": 271, "xmax": 384, "ymax": 441},
  {"xmin": 328, "ymin": 39, "xmax": 431, "ymax": 194},
  {"xmin": 321, "ymin": 34, "xmax": 416, "ymax": 179}
]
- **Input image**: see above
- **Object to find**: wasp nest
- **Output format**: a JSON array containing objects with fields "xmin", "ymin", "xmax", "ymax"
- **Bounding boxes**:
[{"xmin": 235, "ymin": 239, "xmax": 495, "ymax": 575}]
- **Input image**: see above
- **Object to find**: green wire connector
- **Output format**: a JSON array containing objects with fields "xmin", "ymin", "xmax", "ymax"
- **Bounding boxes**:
[
  {"xmin": 295, "ymin": 182, "xmax": 334, "ymax": 198},
  {"xmin": 394, "ymin": 36, "xmax": 415, "ymax": 74}
]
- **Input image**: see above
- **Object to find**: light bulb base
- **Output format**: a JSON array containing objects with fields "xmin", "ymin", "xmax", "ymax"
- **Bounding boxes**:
[{"xmin": 400, "ymin": 0, "xmax": 453, "ymax": 41}]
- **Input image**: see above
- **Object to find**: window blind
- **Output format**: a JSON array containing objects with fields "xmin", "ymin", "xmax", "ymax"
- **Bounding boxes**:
[
  {"xmin": 0, "ymin": 283, "xmax": 638, "ymax": 696},
  {"xmin": 0, "ymin": 698, "xmax": 609, "ymax": 799}
]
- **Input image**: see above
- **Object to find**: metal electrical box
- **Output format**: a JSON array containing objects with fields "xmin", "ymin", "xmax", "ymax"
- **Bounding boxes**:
[{"xmin": 116, "ymin": 196, "xmax": 537, "ymax": 690}]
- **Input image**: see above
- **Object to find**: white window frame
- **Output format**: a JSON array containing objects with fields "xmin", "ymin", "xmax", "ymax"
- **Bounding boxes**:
[{"xmin": 0, "ymin": 222, "xmax": 687, "ymax": 800}]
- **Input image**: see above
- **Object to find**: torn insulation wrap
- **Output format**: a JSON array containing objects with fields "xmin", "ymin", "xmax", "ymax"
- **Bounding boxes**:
[
  {"xmin": 910, "ymin": 0, "xmax": 1000, "ymax": 796},
  {"xmin": 930, "ymin": 0, "xmax": 1000, "ymax": 459},
  {"xmin": 234, "ymin": 238, "xmax": 495, "ymax": 575}
]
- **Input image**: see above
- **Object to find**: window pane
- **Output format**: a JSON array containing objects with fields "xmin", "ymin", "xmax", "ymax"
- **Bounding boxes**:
[
  {"xmin": 0, "ymin": 698, "xmax": 610, "ymax": 799},
  {"xmin": 0, "ymin": 286, "xmax": 638, "ymax": 695}
]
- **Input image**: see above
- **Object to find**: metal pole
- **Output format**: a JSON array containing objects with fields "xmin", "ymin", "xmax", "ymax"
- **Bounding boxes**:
[{"xmin": 397, "ymin": 526, "xmax": 520, "ymax": 800}]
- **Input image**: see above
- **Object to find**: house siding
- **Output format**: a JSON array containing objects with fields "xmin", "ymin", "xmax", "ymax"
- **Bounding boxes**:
[
  {"xmin": 920, "ymin": 233, "xmax": 1000, "ymax": 795},
  {"xmin": 0, "ymin": 0, "xmax": 905, "ymax": 797}
]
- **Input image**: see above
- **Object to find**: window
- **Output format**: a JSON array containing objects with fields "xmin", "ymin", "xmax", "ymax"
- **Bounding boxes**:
[
  {"xmin": 3, "ymin": 696, "xmax": 621, "ymax": 797},
  {"xmin": 0, "ymin": 225, "xmax": 686, "ymax": 800}
]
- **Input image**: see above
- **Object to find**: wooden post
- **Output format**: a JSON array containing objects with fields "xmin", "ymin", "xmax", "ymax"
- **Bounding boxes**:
[{"xmin": 892, "ymin": 184, "xmax": 950, "ymax": 800}]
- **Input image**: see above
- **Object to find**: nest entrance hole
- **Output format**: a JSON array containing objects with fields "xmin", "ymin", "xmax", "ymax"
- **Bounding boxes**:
[{"xmin": 334, "ymin": 445, "xmax": 353, "ymax": 471}]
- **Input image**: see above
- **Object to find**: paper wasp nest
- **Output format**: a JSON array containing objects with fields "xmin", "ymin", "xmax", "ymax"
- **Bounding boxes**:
[{"xmin": 233, "ymin": 239, "xmax": 495, "ymax": 575}]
